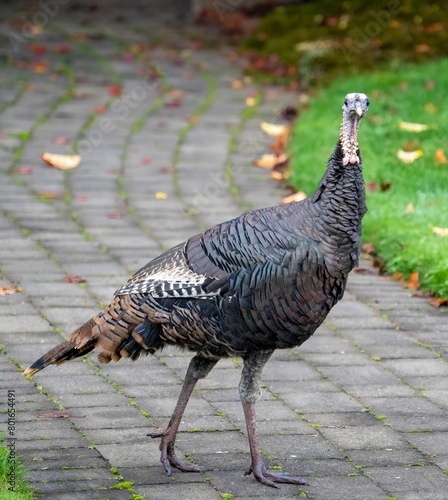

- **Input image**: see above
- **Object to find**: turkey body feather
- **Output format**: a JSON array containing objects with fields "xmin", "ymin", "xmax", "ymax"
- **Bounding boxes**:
[{"xmin": 24, "ymin": 93, "xmax": 370, "ymax": 488}]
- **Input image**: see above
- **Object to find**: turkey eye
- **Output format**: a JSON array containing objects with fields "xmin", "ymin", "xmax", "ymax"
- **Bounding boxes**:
[
  {"xmin": 344, "ymin": 99, "xmax": 348, "ymax": 105},
  {"xmin": 366, "ymin": 98, "xmax": 370, "ymax": 106}
]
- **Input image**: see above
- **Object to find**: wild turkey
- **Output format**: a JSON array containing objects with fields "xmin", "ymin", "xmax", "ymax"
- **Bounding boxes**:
[{"xmin": 24, "ymin": 93, "xmax": 369, "ymax": 487}]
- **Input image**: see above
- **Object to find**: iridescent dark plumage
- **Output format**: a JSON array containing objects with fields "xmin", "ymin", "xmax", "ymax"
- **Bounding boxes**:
[{"xmin": 25, "ymin": 93, "xmax": 369, "ymax": 487}]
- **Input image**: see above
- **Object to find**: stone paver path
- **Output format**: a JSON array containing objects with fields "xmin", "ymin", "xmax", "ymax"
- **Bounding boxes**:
[{"xmin": 0, "ymin": 3, "xmax": 447, "ymax": 500}]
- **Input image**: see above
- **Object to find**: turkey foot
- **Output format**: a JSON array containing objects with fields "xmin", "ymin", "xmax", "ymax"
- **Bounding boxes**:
[
  {"xmin": 148, "ymin": 428, "xmax": 201, "ymax": 474},
  {"xmin": 245, "ymin": 462, "xmax": 308, "ymax": 488},
  {"xmin": 148, "ymin": 355, "xmax": 217, "ymax": 476}
]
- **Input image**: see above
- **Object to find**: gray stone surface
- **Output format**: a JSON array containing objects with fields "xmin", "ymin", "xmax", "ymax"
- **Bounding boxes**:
[{"xmin": 0, "ymin": 3, "xmax": 447, "ymax": 500}]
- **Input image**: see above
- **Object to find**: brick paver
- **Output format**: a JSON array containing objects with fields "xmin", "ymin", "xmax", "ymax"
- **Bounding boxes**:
[{"xmin": 0, "ymin": 3, "xmax": 447, "ymax": 500}]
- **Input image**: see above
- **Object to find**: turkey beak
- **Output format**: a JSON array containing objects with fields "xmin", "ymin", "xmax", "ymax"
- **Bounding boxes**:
[{"xmin": 355, "ymin": 103, "xmax": 363, "ymax": 117}]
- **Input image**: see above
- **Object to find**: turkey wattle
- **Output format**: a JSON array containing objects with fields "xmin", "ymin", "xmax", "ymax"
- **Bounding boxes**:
[{"xmin": 24, "ymin": 93, "xmax": 369, "ymax": 487}]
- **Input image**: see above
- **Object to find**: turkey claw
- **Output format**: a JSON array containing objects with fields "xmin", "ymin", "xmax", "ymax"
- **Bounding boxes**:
[
  {"xmin": 247, "ymin": 463, "xmax": 308, "ymax": 488},
  {"xmin": 148, "ymin": 428, "xmax": 201, "ymax": 474}
]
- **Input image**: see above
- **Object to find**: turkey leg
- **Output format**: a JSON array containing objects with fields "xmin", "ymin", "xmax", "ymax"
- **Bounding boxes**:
[
  {"xmin": 148, "ymin": 354, "xmax": 218, "ymax": 475},
  {"xmin": 240, "ymin": 350, "xmax": 308, "ymax": 488}
]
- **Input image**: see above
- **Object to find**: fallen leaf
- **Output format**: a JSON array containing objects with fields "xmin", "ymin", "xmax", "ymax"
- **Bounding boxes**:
[
  {"xmin": 432, "ymin": 226, "xmax": 448, "ymax": 237},
  {"xmin": 55, "ymin": 43, "xmax": 72, "ymax": 54},
  {"xmin": 17, "ymin": 167, "xmax": 33, "ymax": 175},
  {"xmin": 94, "ymin": 105, "xmax": 107, "ymax": 114},
  {"xmin": 187, "ymin": 116, "xmax": 199, "ymax": 125},
  {"xmin": 37, "ymin": 410, "xmax": 85, "ymax": 419},
  {"xmin": 407, "ymin": 272, "xmax": 420, "ymax": 290},
  {"xmin": 30, "ymin": 43, "xmax": 46, "ymax": 54},
  {"xmin": 107, "ymin": 213, "xmax": 123, "ymax": 219},
  {"xmin": 159, "ymin": 167, "xmax": 179, "ymax": 175},
  {"xmin": 164, "ymin": 99, "xmax": 182, "ymax": 108},
  {"xmin": 429, "ymin": 297, "xmax": 448, "ymax": 308},
  {"xmin": 391, "ymin": 271, "xmax": 404, "ymax": 281},
  {"xmin": 271, "ymin": 171, "xmax": 289, "ymax": 181},
  {"xmin": 405, "ymin": 203, "xmax": 415, "ymax": 213},
  {"xmin": 245, "ymin": 96, "xmax": 257, "ymax": 107},
  {"xmin": 415, "ymin": 44, "xmax": 430, "ymax": 53},
  {"xmin": 34, "ymin": 60, "xmax": 49, "ymax": 73},
  {"xmin": 397, "ymin": 149, "xmax": 423, "ymax": 163},
  {"xmin": 260, "ymin": 122, "xmax": 289, "ymax": 137},
  {"xmin": 0, "ymin": 285, "xmax": 24, "ymax": 296},
  {"xmin": 123, "ymin": 53, "xmax": 134, "ymax": 62},
  {"xmin": 282, "ymin": 191, "xmax": 307, "ymax": 204},
  {"xmin": 253, "ymin": 153, "xmax": 289, "ymax": 169},
  {"xmin": 42, "ymin": 153, "xmax": 81, "ymax": 170},
  {"xmin": 366, "ymin": 181, "xmax": 377, "ymax": 192},
  {"xmin": 108, "ymin": 86, "xmax": 122, "ymax": 96},
  {"xmin": 231, "ymin": 79, "xmax": 244, "ymax": 89},
  {"xmin": 399, "ymin": 121, "xmax": 435, "ymax": 132},
  {"xmin": 155, "ymin": 192, "xmax": 168, "ymax": 200},
  {"xmin": 52, "ymin": 136, "xmax": 70, "ymax": 145},
  {"xmin": 435, "ymin": 149, "xmax": 447, "ymax": 164},
  {"xmin": 424, "ymin": 80, "xmax": 435, "ymax": 89},
  {"xmin": 36, "ymin": 192, "xmax": 62, "ymax": 199},
  {"xmin": 169, "ymin": 89, "xmax": 184, "ymax": 99},
  {"xmin": 424, "ymin": 102, "xmax": 436, "ymax": 113},
  {"xmin": 380, "ymin": 182, "xmax": 392, "ymax": 192},
  {"xmin": 141, "ymin": 156, "xmax": 152, "ymax": 164},
  {"xmin": 75, "ymin": 195, "xmax": 89, "ymax": 201},
  {"xmin": 279, "ymin": 105, "xmax": 298, "ymax": 121},
  {"xmin": 354, "ymin": 268, "xmax": 377, "ymax": 276},
  {"xmin": 64, "ymin": 276, "xmax": 86, "ymax": 283}
]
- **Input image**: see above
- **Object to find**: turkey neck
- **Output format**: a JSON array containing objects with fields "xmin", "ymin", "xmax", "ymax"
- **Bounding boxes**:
[{"xmin": 305, "ymin": 138, "xmax": 367, "ymax": 275}]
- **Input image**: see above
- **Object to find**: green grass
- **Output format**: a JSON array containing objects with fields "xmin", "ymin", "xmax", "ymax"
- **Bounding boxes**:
[
  {"xmin": 290, "ymin": 58, "xmax": 448, "ymax": 297},
  {"xmin": 243, "ymin": 0, "xmax": 448, "ymax": 85},
  {"xmin": 0, "ymin": 434, "xmax": 33, "ymax": 500}
]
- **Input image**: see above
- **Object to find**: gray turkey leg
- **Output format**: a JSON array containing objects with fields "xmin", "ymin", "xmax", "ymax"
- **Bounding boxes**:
[
  {"xmin": 148, "ymin": 354, "xmax": 218, "ymax": 475},
  {"xmin": 240, "ymin": 350, "xmax": 308, "ymax": 488}
]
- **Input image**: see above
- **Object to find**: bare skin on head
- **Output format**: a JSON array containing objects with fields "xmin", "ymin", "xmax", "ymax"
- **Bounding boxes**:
[{"xmin": 340, "ymin": 92, "xmax": 369, "ymax": 166}]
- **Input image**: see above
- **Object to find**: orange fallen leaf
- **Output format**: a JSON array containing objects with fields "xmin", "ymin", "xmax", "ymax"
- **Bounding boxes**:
[
  {"xmin": 42, "ymin": 153, "xmax": 81, "ymax": 170},
  {"xmin": 187, "ymin": 116, "xmax": 199, "ymax": 125},
  {"xmin": 34, "ymin": 60, "xmax": 49, "ymax": 73},
  {"xmin": 141, "ymin": 156, "xmax": 152, "ymax": 164},
  {"xmin": 169, "ymin": 89, "xmax": 184, "ymax": 99},
  {"xmin": 0, "ymin": 285, "xmax": 24, "ymax": 296},
  {"xmin": 75, "ymin": 195, "xmax": 89, "ymax": 201},
  {"xmin": 253, "ymin": 153, "xmax": 289, "ymax": 169},
  {"xmin": 282, "ymin": 191, "xmax": 307, "ymax": 204},
  {"xmin": 231, "ymin": 79, "xmax": 244, "ymax": 89},
  {"xmin": 405, "ymin": 203, "xmax": 415, "ymax": 213},
  {"xmin": 245, "ymin": 96, "xmax": 257, "ymax": 107},
  {"xmin": 432, "ymin": 226, "xmax": 448, "ymax": 237},
  {"xmin": 435, "ymin": 149, "xmax": 447, "ymax": 164},
  {"xmin": 391, "ymin": 271, "xmax": 404, "ymax": 281},
  {"xmin": 36, "ymin": 192, "xmax": 62, "ymax": 199},
  {"xmin": 107, "ymin": 213, "xmax": 123, "ymax": 219},
  {"xmin": 407, "ymin": 272, "xmax": 420, "ymax": 290},
  {"xmin": 429, "ymin": 297, "xmax": 448, "ymax": 308},
  {"xmin": 155, "ymin": 192, "xmax": 168, "ymax": 200}
]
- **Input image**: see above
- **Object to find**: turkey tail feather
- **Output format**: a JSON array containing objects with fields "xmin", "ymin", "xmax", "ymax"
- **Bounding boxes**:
[{"xmin": 23, "ymin": 319, "xmax": 97, "ymax": 376}]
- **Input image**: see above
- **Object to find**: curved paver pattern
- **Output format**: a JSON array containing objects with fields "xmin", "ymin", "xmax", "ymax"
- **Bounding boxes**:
[{"xmin": 0, "ymin": 4, "xmax": 447, "ymax": 499}]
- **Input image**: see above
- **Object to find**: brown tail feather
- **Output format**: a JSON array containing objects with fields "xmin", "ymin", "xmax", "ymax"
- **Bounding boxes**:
[
  {"xmin": 23, "ymin": 318, "xmax": 98, "ymax": 376},
  {"xmin": 23, "ymin": 295, "xmax": 167, "ymax": 377}
]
